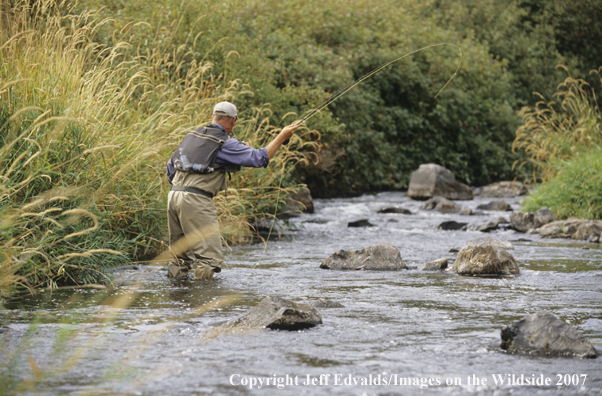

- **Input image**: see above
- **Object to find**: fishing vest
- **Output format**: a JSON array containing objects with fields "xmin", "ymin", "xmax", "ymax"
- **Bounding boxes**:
[{"xmin": 170, "ymin": 126, "xmax": 241, "ymax": 174}]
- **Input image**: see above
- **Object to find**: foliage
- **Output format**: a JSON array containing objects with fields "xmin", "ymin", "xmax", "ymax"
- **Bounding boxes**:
[
  {"xmin": 513, "ymin": 69, "xmax": 602, "ymax": 182},
  {"xmin": 428, "ymin": 0, "xmax": 568, "ymax": 107},
  {"xmin": 74, "ymin": 0, "xmax": 532, "ymax": 196},
  {"xmin": 514, "ymin": 67, "xmax": 602, "ymax": 218},
  {"xmin": 521, "ymin": 146, "xmax": 602, "ymax": 220},
  {"xmin": 0, "ymin": 0, "xmax": 313, "ymax": 296}
]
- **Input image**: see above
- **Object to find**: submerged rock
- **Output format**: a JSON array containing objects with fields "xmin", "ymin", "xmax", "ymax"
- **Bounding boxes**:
[
  {"xmin": 510, "ymin": 207, "xmax": 556, "ymax": 232},
  {"xmin": 501, "ymin": 311, "xmax": 598, "ymax": 358},
  {"xmin": 438, "ymin": 221, "xmax": 468, "ymax": 231},
  {"xmin": 378, "ymin": 207, "xmax": 412, "ymax": 214},
  {"xmin": 477, "ymin": 201, "xmax": 512, "ymax": 211},
  {"xmin": 465, "ymin": 237, "xmax": 514, "ymax": 250},
  {"xmin": 419, "ymin": 258, "xmax": 449, "ymax": 271},
  {"xmin": 237, "ymin": 296, "xmax": 322, "ymax": 330},
  {"xmin": 407, "ymin": 164, "xmax": 473, "ymax": 200},
  {"xmin": 312, "ymin": 298, "xmax": 345, "ymax": 308},
  {"xmin": 320, "ymin": 243, "xmax": 406, "ymax": 270},
  {"xmin": 420, "ymin": 196, "xmax": 460, "ymax": 213},
  {"xmin": 478, "ymin": 181, "xmax": 528, "ymax": 197},
  {"xmin": 479, "ymin": 216, "xmax": 510, "ymax": 232},
  {"xmin": 450, "ymin": 245, "xmax": 519, "ymax": 275},
  {"xmin": 348, "ymin": 219, "xmax": 375, "ymax": 227},
  {"xmin": 459, "ymin": 207, "xmax": 482, "ymax": 216}
]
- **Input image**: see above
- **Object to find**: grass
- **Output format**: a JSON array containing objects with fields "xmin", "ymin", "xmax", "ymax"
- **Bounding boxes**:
[
  {"xmin": 513, "ymin": 66, "xmax": 602, "ymax": 219},
  {"xmin": 513, "ymin": 66, "xmax": 602, "ymax": 183},
  {"xmin": 521, "ymin": 145, "xmax": 602, "ymax": 219},
  {"xmin": 0, "ymin": 0, "xmax": 315, "ymax": 297}
]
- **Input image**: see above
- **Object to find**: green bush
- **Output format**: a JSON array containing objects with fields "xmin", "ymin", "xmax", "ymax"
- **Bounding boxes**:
[
  {"xmin": 522, "ymin": 146, "xmax": 602, "ymax": 219},
  {"xmin": 77, "ymin": 0, "xmax": 531, "ymax": 196}
]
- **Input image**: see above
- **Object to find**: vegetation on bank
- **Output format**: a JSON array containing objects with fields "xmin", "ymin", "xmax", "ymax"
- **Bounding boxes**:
[
  {"xmin": 0, "ymin": 0, "xmax": 314, "ymax": 296},
  {"xmin": 1, "ymin": 0, "xmax": 600, "ymax": 295},
  {"xmin": 79, "ymin": 0, "xmax": 577, "ymax": 195},
  {"xmin": 515, "ymin": 70, "xmax": 602, "ymax": 219}
]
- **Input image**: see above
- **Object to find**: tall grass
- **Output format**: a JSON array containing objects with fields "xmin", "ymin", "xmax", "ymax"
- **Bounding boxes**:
[
  {"xmin": 513, "ymin": 67, "xmax": 602, "ymax": 182},
  {"xmin": 0, "ymin": 0, "xmax": 315, "ymax": 297},
  {"xmin": 513, "ymin": 67, "xmax": 602, "ymax": 219}
]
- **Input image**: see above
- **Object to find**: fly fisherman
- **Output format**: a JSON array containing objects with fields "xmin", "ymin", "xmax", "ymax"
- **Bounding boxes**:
[{"xmin": 166, "ymin": 101, "xmax": 299, "ymax": 279}]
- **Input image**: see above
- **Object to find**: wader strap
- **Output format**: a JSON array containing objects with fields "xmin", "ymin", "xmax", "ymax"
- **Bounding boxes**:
[{"xmin": 170, "ymin": 186, "xmax": 214, "ymax": 199}]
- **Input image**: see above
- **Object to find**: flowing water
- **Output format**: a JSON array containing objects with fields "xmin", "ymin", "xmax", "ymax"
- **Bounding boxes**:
[{"xmin": 1, "ymin": 192, "xmax": 601, "ymax": 395}]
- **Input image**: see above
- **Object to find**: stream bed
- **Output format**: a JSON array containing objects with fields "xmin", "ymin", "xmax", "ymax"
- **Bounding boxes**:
[{"xmin": 1, "ymin": 192, "xmax": 601, "ymax": 395}]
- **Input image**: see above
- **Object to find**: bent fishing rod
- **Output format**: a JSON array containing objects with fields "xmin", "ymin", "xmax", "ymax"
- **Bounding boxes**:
[
  {"xmin": 255, "ymin": 42, "xmax": 463, "ymax": 267},
  {"xmin": 292, "ymin": 42, "xmax": 463, "ymax": 128}
]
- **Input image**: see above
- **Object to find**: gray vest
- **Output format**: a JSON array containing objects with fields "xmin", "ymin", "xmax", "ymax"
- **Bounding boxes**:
[{"xmin": 170, "ymin": 126, "xmax": 240, "ymax": 196}]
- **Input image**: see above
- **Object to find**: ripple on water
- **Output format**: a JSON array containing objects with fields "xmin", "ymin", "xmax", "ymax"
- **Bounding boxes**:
[{"xmin": 2, "ymin": 192, "xmax": 601, "ymax": 395}]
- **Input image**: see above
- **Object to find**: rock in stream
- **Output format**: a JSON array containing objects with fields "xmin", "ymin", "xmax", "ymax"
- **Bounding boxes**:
[
  {"xmin": 501, "ymin": 311, "xmax": 599, "ymax": 358},
  {"xmin": 450, "ymin": 245, "xmax": 519, "ymax": 275},
  {"xmin": 236, "ymin": 296, "xmax": 322, "ymax": 330},
  {"xmin": 320, "ymin": 243, "xmax": 406, "ymax": 270}
]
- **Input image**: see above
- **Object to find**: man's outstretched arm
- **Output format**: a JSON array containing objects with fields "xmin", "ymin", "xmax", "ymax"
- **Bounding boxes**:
[{"xmin": 265, "ymin": 123, "xmax": 300, "ymax": 160}]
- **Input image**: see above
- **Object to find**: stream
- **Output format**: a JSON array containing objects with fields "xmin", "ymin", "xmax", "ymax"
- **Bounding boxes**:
[{"xmin": 1, "ymin": 191, "xmax": 601, "ymax": 395}]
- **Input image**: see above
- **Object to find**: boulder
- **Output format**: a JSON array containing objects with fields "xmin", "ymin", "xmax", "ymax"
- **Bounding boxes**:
[
  {"xmin": 312, "ymin": 298, "xmax": 345, "ymax": 308},
  {"xmin": 348, "ymin": 219, "xmax": 374, "ymax": 227},
  {"xmin": 236, "ymin": 296, "xmax": 322, "ymax": 330},
  {"xmin": 320, "ymin": 243, "xmax": 406, "ymax": 270},
  {"xmin": 465, "ymin": 237, "xmax": 514, "ymax": 250},
  {"xmin": 478, "ymin": 181, "xmax": 529, "ymax": 197},
  {"xmin": 501, "ymin": 311, "xmax": 598, "ymax": 358},
  {"xmin": 420, "ymin": 196, "xmax": 460, "ymax": 213},
  {"xmin": 479, "ymin": 216, "xmax": 510, "ymax": 232},
  {"xmin": 438, "ymin": 221, "xmax": 468, "ymax": 231},
  {"xmin": 419, "ymin": 258, "xmax": 449, "ymax": 271},
  {"xmin": 476, "ymin": 201, "xmax": 512, "ymax": 211},
  {"xmin": 510, "ymin": 207, "xmax": 556, "ymax": 232},
  {"xmin": 450, "ymin": 245, "xmax": 519, "ymax": 275},
  {"xmin": 537, "ymin": 219, "xmax": 602, "ymax": 242},
  {"xmin": 288, "ymin": 188, "xmax": 314, "ymax": 213},
  {"xmin": 407, "ymin": 164, "xmax": 473, "ymax": 200},
  {"xmin": 278, "ymin": 188, "xmax": 315, "ymax": 219},
  {"xmin": 378, "ymin": 207, "xmax": 411, "ymax": 215}
]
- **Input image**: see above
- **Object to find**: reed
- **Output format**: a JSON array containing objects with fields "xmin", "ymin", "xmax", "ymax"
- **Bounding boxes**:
[
  {"xmin": 513, "ymin": 67, "xmax": 602, "ymax": 182},
  {"xmin": 0, "ymin": 0, "xmax": 314, "ymax": 297},
  {"xmin": 513, "ymin": 66, "xmax": 602, "ymax": 219}
]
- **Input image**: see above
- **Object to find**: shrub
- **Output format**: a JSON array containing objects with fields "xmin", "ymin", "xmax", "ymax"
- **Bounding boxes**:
[{"xmin": 521, "ymin": 146, "xmax": 602, "ymax": 219}]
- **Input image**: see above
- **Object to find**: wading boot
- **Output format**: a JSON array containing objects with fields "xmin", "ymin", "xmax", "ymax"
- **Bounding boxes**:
[
  {"xmin": 193, "ymin": 262, "xmax": 214, "ymax": 280},
  {"xmin": 167, "ymin": 263, "xmax": 189, "ymax": 279}
]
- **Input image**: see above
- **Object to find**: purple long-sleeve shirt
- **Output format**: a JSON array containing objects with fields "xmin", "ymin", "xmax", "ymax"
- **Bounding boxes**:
[{"xmin": 166, "ymin": 123, "xmax": 269, "ymax": 184}]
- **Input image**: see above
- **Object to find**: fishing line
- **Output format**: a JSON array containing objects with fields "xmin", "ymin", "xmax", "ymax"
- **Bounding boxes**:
[
  {"xmin": 296, "ymin": 42, "xmax": 463, "ymax": 125},
  {"xmin": 253, "ymin": 42, "xmax": 463, "ymax": 269}
]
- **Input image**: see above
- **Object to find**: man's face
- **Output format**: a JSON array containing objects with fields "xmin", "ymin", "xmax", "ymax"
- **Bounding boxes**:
[
  {"xmin": 225, "ymin": 116, "xmax": 236, "ymax": 133},
  {"xmin": 212, "ymin": 115, "xmax": 237, "ymax": 133}
]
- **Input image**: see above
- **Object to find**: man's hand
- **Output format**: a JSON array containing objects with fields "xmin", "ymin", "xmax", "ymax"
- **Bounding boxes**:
[
  {"xmin": 266, "ymin": 123, "xmax": 301, "ymax": 159},
  {"xmin": 279, "ymin": 123, "xmax": 300, "ymax": 140}
]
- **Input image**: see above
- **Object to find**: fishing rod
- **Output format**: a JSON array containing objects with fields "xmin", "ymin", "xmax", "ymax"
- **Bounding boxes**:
[
  {"xmin": 294, "ymin": 42, "xmax": 463, "ymax": 127},
  {"xmin": 255, "ymin": 42, "xmax": 463, "ymax": 267}
]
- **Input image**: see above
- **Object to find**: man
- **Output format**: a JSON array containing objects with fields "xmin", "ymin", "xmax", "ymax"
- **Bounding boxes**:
[{"xmin": 166, "ymin": 101, "xmax": 299, "ymax": 279}]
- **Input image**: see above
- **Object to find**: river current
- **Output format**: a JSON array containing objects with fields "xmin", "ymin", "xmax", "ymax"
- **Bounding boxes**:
[{"xmin": 1, "ymin": 192, "xmax": 601, "ymax": 395}]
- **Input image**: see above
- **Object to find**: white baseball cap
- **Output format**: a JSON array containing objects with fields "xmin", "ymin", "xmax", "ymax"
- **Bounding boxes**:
[{"xmin": 212, "ymin": 101, "xmax": 237, "ymax": 117}]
